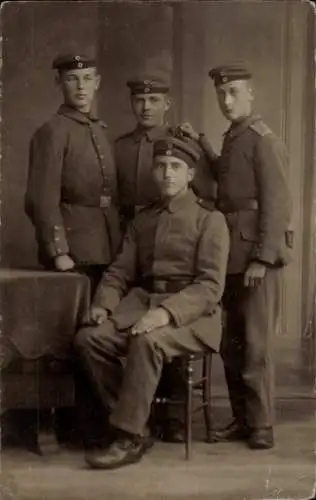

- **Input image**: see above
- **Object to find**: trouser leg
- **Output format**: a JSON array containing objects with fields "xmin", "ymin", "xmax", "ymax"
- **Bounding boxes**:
[
  {"xmin": 221, "ymin": 270, "xmax": 281, "ymax": 430},
  {"xmin": 74, "ymin": 320, "xmax": 129, "ymax": 416},
  {"xmin": 243, "ymin": 268, "xmax": 281, "ymax": 429},
  {"xmin": 220, "ymin": 275, "xmax": 247, "ymax": 426},
  {"xmin": 110, "ymin": 325, "xmax": 207, "ymax": 437}
]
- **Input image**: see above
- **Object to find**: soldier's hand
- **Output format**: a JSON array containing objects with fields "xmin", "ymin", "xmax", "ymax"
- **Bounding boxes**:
[
  {"xmin": 54, "ymin": 254, "xmax": 75, "ymax": 271},
  {"xmin": 244, "ymin": 262, "xmax": 267, "ymax": 287},
  {"xmin": 178, "ymin": 122, "xmax": 199, "ymax": 141},
  {"xmin": 89, "ymin": 306, "xmax": 108, "ymax": 325},
  {"xmin": 131, "ymin": 308, "xmax": 171, "ymax": 336}
]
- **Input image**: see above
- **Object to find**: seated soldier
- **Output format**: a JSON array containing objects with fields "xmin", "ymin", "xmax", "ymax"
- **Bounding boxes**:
[{"xmin": 75, "ymin": 132, "xmax": 229, "ymax": 470}]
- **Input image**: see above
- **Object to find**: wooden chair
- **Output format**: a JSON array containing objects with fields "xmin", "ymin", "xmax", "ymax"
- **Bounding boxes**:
[{"xmin": 154, "ymin": 350, "xmax": 213, "ymax": 460}]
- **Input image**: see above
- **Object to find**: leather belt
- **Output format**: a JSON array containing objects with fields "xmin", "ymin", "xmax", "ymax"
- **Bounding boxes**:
[
  {"xmin": 216, "ymin": 198, "xmax": 258, "ymax": 213},
  {"xmin": 141, "ymin": 278, "xmax": 192, "ymax": 294},
  {"xmin": 61, "ymin": 199, "xmax": 112, "ymax": 209},
  {"xmin": 121, "ymin": 205, "xmax": 146, "ymax": 221},
  {"xmin": 134, "ymin": 205, "xmax": 146, "ymax": 215}
]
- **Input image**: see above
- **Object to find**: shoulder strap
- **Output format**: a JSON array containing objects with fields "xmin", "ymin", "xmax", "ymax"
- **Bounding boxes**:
[
  {"xmin": 197, "ymin": 198, "xmax": 216, "ymax": 212},
  {"xmin": 249, "ymin": 120, "xmax": 273, "ymax": 137}
]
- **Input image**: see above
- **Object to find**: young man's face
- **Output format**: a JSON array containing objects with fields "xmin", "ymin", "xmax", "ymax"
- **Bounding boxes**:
[
  {"xmin": 57, "ymin": 67, "xmax": 100, "ymax": 113},
  {"xmin": 131, "ymin": 93, "xmax": 171, "ymax": 129},
  {"xmin": 152, "ymin": 155, "xmax": 194, "ymax": 198},
  {"xmin": 216, "ymin": 80, "xmax": 253, "ymax": 122}
]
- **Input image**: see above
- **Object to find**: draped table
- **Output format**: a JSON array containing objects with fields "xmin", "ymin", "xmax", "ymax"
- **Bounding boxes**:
[{"xmin": 0, "ymin": 269, "xmax": 90, "ymax": 409}]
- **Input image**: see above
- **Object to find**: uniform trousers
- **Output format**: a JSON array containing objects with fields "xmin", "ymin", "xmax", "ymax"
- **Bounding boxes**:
[
  {"xmin": 75, "ymin": 319, "xmax": 208, "ymax": 437},
  {"xmin": 220, "ymin": 268, "xmax": 282, "ymax": 430}
]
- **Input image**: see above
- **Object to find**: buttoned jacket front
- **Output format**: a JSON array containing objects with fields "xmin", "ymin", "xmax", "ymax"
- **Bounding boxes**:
[
  {"xmin": 25, "ymin": 105, "xmax": 121, "ymax": 266},
  {"xmin": 93, "ymin": 190, "xmax": 229, "ymax": 351}
]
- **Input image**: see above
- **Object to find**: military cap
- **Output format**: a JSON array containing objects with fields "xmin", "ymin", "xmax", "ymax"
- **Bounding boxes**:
[
  {"xmin": 209, "ymin": 63, "xmax": 252, "ymax": 86},
  {"xmin": 153, "ymin": 134, "xmax": 200, "ymax": 169},
  {"xmin": 127, "ymin": 68, "xmax": 170, "ymax": 95},
  {"xmin": 52, "ymin": 53, "xmax": 96, "ymax": 72}
]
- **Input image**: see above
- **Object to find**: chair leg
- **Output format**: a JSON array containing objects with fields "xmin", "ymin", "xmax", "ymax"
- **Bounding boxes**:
[
  {"xmin": 202, "ymin": 352, "xmax": 213, "ymax": 442},
  {"xmin": 185, "ymin": 357, "xmax": 194, "ymax": 460}
]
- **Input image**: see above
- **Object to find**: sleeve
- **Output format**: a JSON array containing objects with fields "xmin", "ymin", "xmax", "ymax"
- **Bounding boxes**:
[
  {"xmin": 198, "ymin": 134, "xmax": 221, "ymax": 182},
  {"xmin": 25, "ymin": 122, "xmax": 69, "ymax": 258},
  {"xmin": 92, "ymin": 221, "xmax": 138, "ymax": 312},
  {"xmin": 113, "ymin": 138, "xmax": 127, "ymax": 226},
  {"xmin": 191, "ymin": 148, "xmax": 217, "ymax": 202},
  {"xmin": 161, "ymin": 211, "xmax": 229, "ymax": 327},
  {"xmin": 252, "ymin": 135, "xmax": 292, "ymax": 265}
]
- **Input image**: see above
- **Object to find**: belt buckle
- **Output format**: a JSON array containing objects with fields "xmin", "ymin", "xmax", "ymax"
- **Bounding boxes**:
[
  {"xmin": 135, "ymin": 205, "xmax": 146, "ymax": 215},
  {"xmin": 154, "ymin": 281, "xmax": 167, "ymax": 293},
  {"xmin": 100, "ymin": 195, "xmax": 111, "ymax": 208}
]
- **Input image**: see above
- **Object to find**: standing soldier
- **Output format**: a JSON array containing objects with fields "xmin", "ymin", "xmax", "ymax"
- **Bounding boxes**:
[
  {"xmin": 25, "ymin": 53, "xmax": 121, "ymax": 292},
  {"xmin": 115, "ymin": 67, "xmax": 216, "ymax": 228},
  {"xmin": 25, "ymin": 53, "xmax": 121, "ymax": 447},
  {"xmin": 114, "ymin": 67, "xmax": 216, "ymax": 442},
  {"xmin": 180, "ymin": 63, "xmax": 292, "ymax": 449}
]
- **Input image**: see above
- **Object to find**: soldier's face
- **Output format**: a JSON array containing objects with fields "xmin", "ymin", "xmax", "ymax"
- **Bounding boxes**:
[
  {"xmin": 131, "ymin": 93, "xmax": 171, "ymax": 128},
  {"xmin": 153, "ymin": 155, "xmax": 194, "ymax": 198},
  {"xmin": 216, "ymin": 80, "xmax": 253, "ymax": 122},
  {"xmin": 57, "ymin": 67, "xmax": 100, "ymax": 112}
]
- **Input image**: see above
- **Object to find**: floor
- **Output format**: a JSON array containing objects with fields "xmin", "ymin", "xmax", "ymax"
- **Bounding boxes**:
[{"xmin": 1, "ymin": 397, "xmax": 315, "ymax": 500}]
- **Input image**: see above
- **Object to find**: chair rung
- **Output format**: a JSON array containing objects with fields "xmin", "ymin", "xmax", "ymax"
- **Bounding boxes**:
[
  {"xmin": 154, "ymin": 398, "xmax": 184, "ymax": 405},
  {"xmin": 192, "ymin": 403, "xmax": 212, "ymax": 414},
  {"xmin": 191, "ymin": 378, "xmax": 207, "ymax": 388},
  {"xmin": 153, "ymin": 350, "xmax": 215, "ymax": 460}
]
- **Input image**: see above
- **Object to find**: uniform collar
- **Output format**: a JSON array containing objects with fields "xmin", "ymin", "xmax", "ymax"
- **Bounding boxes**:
[
  {"xmin": 57, "ymin": 104, "xmax": 107, "ymax": 127},
  {"xmin": 223, "ymin": 113, "xmax": 262, "ymax": 140},
  {"xmin": 163, "ymin": 189, "xmax": 197, "ymax": 213},
  {"xmin": 132, "ymin": 124, "xmax": 169, "ymax": 143}
]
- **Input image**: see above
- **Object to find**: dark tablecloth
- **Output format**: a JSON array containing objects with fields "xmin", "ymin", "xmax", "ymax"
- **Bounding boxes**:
[{"xmin": 0, "ymin": 269, "xmax": 90, "ymax": 367}]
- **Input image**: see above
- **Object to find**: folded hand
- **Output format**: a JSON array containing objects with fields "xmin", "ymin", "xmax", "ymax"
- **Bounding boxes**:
[
  {"xmin": 131, "ymin": 308, "xmax": 171, "ymax": 336},
  {"xmin": 88, "ymin": 306, "xmax": 108, "ymax": 325}
]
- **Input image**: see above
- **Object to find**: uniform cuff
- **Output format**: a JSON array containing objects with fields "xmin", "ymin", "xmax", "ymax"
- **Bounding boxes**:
[
  {"xmin": 93, "ymin": 286, "xmax": 121, "ymax": 313},
  {"xmin": 252, "ymin": 245, "xmax": 278, "ymax": 266},
  {"xmin": 159, "ymin": 300, "xmax": 182, "ymax": 327},
  {"xmin": 46, "ymin": 225, "xmax": 69, "ymax": 258}
]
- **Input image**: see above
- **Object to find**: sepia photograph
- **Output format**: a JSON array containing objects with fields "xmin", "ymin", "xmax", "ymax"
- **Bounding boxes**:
[{"xmin": 0, "ymin": 1, "xmax": 315, "ymax": 499}]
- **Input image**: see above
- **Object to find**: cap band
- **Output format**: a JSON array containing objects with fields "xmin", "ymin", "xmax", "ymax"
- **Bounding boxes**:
[
  {"xmin": 209, "ymin": 64, "xmax": 252, "ymax": 86},
  {"xmin": 154, "ymin": 137, "xmax": 200, "ymax": 168},
  {"xmin": 52, "ymin": 55, "xmax": 96, "ymax": 72},
  {"xmin": 127, "ymin": 80, "xmax": 169, "ymax": 95}
]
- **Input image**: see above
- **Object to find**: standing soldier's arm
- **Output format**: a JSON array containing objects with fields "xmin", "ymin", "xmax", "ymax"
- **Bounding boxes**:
[
  {"xmin": 25, "ymin": 122, "xmax": 71, "ymax": 264},
  {"xmin": 179, "ymin": 122, "xmax": 220, "ymax": 181},
  {"xmin": 252, "ymin": 133, "xmax": 292, "ymax": 266}
]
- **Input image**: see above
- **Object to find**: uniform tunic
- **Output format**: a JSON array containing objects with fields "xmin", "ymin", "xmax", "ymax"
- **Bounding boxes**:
[
  {"xmin": 75, "ymin": 190, "xmax": 229, "ymax": 435},
  {"xmin": 200, "ymin": 114, "xmax": 292, "ymax": 429},
  {"xmin": 25, "ymin": 104, "xmax": 121, "ymax": 268}
]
